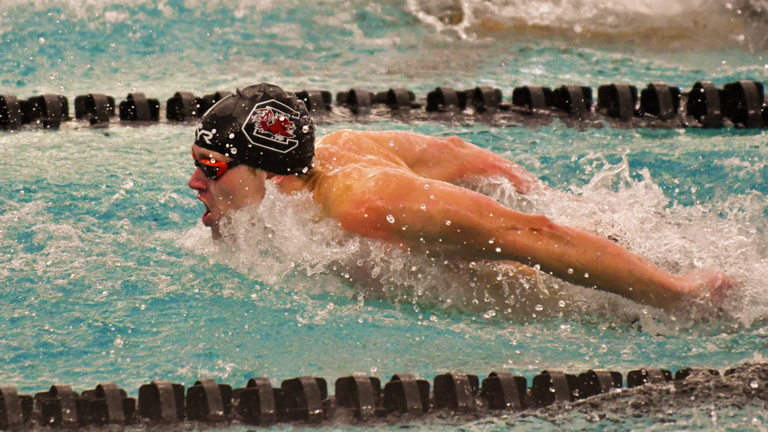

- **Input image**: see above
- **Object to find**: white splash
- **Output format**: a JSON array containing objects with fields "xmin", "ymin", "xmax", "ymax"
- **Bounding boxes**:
[
  {"xmin": 470, "ymin": 154, "xmax": 768, "ymax": 328},
  {"xmin": 180, "ymin": 182, "xmax": 579, "ymax": 319}
]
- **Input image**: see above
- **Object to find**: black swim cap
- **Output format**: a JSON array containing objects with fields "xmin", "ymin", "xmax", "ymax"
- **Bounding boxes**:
[{"xmin": 194, "ymin": 83, "xmax": 315, "ymax": 175}]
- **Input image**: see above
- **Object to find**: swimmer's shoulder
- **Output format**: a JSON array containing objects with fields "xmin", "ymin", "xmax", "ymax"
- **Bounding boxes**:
[
  {"xmin": 316, "ymin": 129, "xmax": 375, "ymax": 150},
  {"xmin": 315, "ymin": 129, "xmax": 407, "ymax": 168}
]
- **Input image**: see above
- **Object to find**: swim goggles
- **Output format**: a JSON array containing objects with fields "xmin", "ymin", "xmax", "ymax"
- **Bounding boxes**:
[{"xmin": 192, "ymin": 152, "xmax": 242, "ymax": 180}]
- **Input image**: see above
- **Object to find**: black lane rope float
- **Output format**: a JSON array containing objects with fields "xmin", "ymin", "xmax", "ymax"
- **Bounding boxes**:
[
  {"xmin": 0, "ymin": 365, "xmax": 760, "ymax": 429},
  {"xmin": 0, "ymin": 80, "xmax": 765, "ymax": 131}
]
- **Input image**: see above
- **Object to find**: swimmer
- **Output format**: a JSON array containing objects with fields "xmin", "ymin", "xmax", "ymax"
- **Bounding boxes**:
[{"xmin": 188, "ymin": 83, "xmax": 733, "ymax": 312}]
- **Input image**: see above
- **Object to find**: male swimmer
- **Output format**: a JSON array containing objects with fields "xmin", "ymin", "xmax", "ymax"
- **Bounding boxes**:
[{"xmin": 188, "ymin": 83, "xmax": 733, "ymax": 312}]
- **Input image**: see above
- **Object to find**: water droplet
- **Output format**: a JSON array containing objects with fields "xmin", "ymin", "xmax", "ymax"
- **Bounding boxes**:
[
  {"xmin": 49, "ymin": 73, "xmax": 55, "ymax": 79},
  {"xmin": 558, "ymin": 300, "xmax": 566, "ymax": 307},
  {"xmin": 401, "ymin": 225, "xmax": 408, "ymax": 230},
  {"xmin": 495, "ymin": 247, "xmax": 501, "ymax": 252},
  {"xmin": 549, "ymin": 387, "xmax": 556, "ymax": 393},
  {"xmin": 483, "ymin": 310, "xmax": 497, "ymax": 318},
  {"xmin": 424, "ymin": 184, "xmax": 429, "ymax": 189},
  {"xmin": 389, "ymin": 140, "xmax": 394, "ymax": 146},
  {"xmin": 567, "ymin": 268, "xmax": 574, "ymax": 274},
  {"xmin": 584, "ymin": 272, "xmax": 589, "ymax": 278},
  {"xmin": 58, "ymin": 86, "xmax": 64, "ymax": 91},
  {"xmin": 420, "ymin": 204, "xmax": 426, "ymax": 210},
  {"xmin": 118, "ymin": 80, "xmax": 124, "ymax": 85},
  {"xmin": 302, "ymin": 125, "xmax": 309, "ymax": 133},
  {"xmin": 445, "ymin": 220, "xmax": 451, "ymax": 226},
  {"xmin": 38, "ymin": 37, "xmax": 45, "ymax": 44},
  {"xmin": 231, "ymin": 148, "xmax": 237, "ymax": 154},
  {"xmin": 386, "ymin": 214, "xmax": 395, "ymax": 223},
  {"xmin": 488, "ymin": 239, "xmax": 494, "ymax": 244},
  {"xmin": 302, "ymin": 166, "xmax": 309, "ymax": 173},
  {"xmin": 229, "ymin": 133, "xmax": 235, "ymax": 139},
  {"xmin": 535, "ymin": 304, "xmax": 543, "ymax": 311},
  {"xmin": 751, "ymin": 380, "xmax": 759, "ymax": 388}
]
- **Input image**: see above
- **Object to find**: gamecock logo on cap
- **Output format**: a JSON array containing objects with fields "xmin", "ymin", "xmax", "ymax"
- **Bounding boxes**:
[{"xmin": 242, "ymin": 100, "xmax": 301, "ymax": 153}]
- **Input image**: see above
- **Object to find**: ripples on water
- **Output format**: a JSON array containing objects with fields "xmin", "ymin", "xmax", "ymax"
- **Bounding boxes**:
[{"xmin": 2, "ymin": 0, "xmax": 768, "ymax": 429}]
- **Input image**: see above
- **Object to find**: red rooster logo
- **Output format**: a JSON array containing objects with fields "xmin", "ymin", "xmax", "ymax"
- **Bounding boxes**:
[{"xmin": 255, "ymin": 108, "xmax": 296, "ymax": 139}]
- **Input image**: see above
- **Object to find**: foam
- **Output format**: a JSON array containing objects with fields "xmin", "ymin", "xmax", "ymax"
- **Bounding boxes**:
[
  {"xmin": 405, "ymin": 0, "xmax": 759, "ymax": 49},
  {"xmin": 181, "ymin": 158, "xmax": 768, "ymax": 328}
]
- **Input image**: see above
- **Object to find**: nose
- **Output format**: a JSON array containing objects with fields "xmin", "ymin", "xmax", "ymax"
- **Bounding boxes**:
[{"xmin": 188, "ymin": 166, "xmax": 208, "ymax": 191}]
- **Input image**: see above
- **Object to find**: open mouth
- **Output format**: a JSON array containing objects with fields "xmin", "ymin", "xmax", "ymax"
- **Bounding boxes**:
[{"xmin": 198, "ymin": 197, "xmax": 213, "ymax": 226}]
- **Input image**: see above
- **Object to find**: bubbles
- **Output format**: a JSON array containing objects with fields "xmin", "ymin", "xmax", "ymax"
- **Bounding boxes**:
[
  {"xmin": 750, "ymin": 380, "xmax": 759, "ymax": 388},
  {"xmin": 302, "ymin": 125, "xmax": 309, "ymax": 133},
  {"xmin": 229, "ymin": 133, "xmax": 235, "ymax": 139},
  {"xmin": 38, "ymin": 37, "xmax": 45, "ymax": 44},
  {"xmin": 231, "ymin": 148, "xmax": 237, "ymax": 154},
  {"xmin": 420, "ymin": 204, "xmax": 426, "ymax": 210},
  {"xmin": 386, "ymin": 214, "xmax": 395, "ymax": 223},
  {"xmin": 445, "ymin": 220, "xmax": 451, "ymax": 226}
]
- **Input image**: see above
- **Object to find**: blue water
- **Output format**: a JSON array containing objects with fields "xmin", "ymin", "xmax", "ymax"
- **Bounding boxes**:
[{"xmin": 2, "ymin": 0, "xmax": 768, "ymax": 430}]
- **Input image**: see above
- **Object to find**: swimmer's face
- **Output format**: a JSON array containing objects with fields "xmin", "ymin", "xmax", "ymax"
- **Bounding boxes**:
[{"xmin": 189, "ymin": 144, "xmax": 267, "ymax": 238}]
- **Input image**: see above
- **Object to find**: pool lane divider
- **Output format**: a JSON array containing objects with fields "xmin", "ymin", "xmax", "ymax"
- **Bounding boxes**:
[
  {"xmin": 0, "ymin": 80, "xmax": 764, "ymax": 131},
  {"xmin": 0, "ymin": 367, "xmax": 728, "ymax": 428}
]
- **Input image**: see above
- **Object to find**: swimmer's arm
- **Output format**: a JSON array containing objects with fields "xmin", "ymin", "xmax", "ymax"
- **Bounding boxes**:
[
  {"xmin": 328, "ymin": 168, "xmax": 715, "ymax": 311},
  {"xmin": 361, "ymin": 131, "xmax": 544, "ymax": 194}
]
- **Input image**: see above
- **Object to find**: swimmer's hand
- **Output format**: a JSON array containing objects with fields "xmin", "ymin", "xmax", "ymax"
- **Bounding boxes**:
[{"xmin": 677, "ymin": 269, "xmax": 737, "ymax": 306}]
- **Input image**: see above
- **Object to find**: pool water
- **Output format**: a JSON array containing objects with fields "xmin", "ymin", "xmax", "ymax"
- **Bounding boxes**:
[{"xmin": 2, "ymin": 0, "xmax": 768, "ymax": 430}]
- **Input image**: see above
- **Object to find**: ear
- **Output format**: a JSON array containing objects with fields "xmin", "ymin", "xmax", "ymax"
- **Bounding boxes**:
[{"xmin": 266, "ymin": 173, "xmax": 285, "ymax": 185}]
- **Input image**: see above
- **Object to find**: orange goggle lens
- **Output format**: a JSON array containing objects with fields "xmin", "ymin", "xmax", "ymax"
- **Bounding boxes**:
[{"xmin": 192, "ymin": 152, "xmax": 241, "ymax": 180}]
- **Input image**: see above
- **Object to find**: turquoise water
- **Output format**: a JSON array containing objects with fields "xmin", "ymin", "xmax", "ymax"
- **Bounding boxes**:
[{"xmin": 2, "ymin": 0, "xmax": 768, "ymax": 430}]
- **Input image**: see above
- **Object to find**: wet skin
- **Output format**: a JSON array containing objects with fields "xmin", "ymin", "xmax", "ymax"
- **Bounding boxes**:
[
  {"xmin": 189, "ymin": 145, "xmax": 268, "ymax": 239},
  {"xmin": 189, "ymin": 130, "xmax": 734, "ymax": 311}
]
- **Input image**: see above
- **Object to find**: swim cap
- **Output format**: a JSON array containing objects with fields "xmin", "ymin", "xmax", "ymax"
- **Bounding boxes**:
[{"xmin": 194, "ymin": 83, "xmax": 315, "ymax": 175}]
